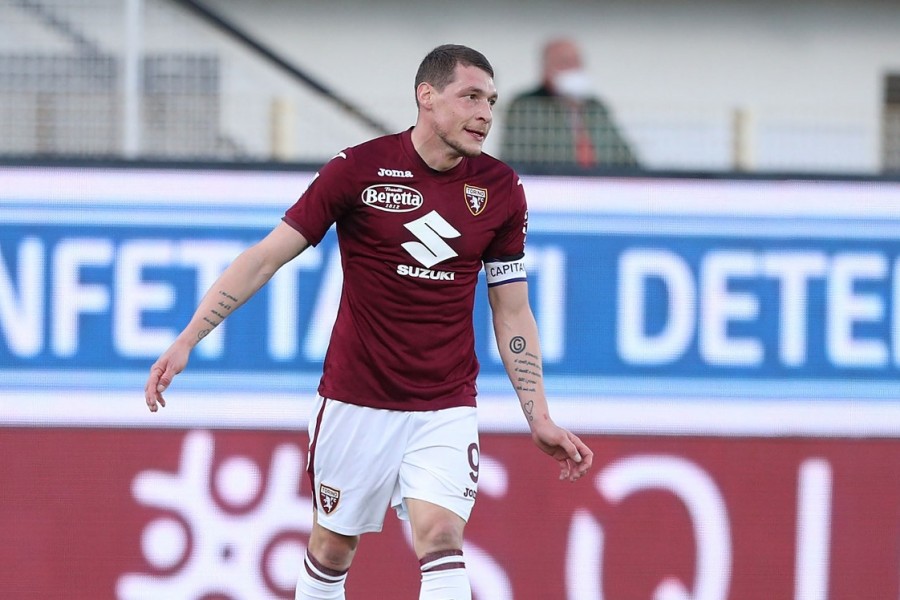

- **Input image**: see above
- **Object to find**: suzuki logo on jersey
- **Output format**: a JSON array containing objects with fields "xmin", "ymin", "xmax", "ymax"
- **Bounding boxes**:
[
  {"xmin": 362, "ymin": 184, "xmax": 423, "ymax": 212},
  {"xmin": 396, "ymin": 265, "xmax": 456, "ymax": 281},
  {"xmin": 377, "ymin": 167, "xmax": 414, "ymax": 178},
  {"xmin": 398, "ymin": 210, "xmax": 459, "ymax": 281},
  {"xmin": 401, "ymin": 210, "xmax": 460, "ymax": 269},
  {"xmin": 464, "ymin": 184, "xmax": 488, "ymax": 216}
]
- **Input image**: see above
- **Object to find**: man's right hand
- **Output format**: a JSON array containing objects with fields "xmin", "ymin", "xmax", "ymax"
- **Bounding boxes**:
[{"xmin": 144, "ymin": 341, "xmax": 191, "ymax": 412}]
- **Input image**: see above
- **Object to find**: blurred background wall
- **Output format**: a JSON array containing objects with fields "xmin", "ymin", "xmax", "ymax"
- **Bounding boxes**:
[{"xmin": 2, "ymin": 0, "xmax": 899, "ymax": 173}]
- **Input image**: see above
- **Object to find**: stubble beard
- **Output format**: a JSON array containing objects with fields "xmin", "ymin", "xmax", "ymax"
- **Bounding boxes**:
[{"xmin": 437, "ymin": 126, "xmax": 484, "ymax": 159}]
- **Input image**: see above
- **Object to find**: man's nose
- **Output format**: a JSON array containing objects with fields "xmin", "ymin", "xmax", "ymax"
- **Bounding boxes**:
[{"xmin": 477, "ymin": 102, "xmax": 493, "ymax": 122}]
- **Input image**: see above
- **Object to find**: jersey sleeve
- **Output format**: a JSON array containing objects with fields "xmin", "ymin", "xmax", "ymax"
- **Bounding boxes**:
[
  {"xmin": 283, "ymin": 151, "xmax": 357, "ymax": 246},
  {"xmin": 484, "ymin": 173, "xmax": 528, "ymax": 261},
  {"xmin": 483, "ymin": 173, "xmax": 528, "ymax": 287}
]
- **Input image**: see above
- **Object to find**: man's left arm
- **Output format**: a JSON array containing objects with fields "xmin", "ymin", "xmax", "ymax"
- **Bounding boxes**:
[{"xmin": 488, "ymin": 280, "xmax": 593, "ymax": 482}]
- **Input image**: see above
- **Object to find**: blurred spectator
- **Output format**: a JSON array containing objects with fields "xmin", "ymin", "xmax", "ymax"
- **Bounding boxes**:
[{"xmin": 501, "ymin": 37, "xmax": 638, "ymax": 168}]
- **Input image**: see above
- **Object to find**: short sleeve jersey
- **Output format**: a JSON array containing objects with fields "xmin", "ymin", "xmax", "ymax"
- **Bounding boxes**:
[{"xmin": 283, "ymin": 129, "xmax": 528, "ymax": 411}]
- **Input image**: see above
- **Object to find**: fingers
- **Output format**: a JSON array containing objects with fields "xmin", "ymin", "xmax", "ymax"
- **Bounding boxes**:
[
  {"xmin": 571, "ymin": 433, "xmax": 594, "ymax": 475},
  {"xmin": 144, "ymin": 364, "xmax": 169, "ymax": 413},
  {"xmin": 533, "ymin": 422, "xmax": 595, "ymax": 483},
  {"xmin": 559, "ymin": 432, "xmax": 594, "ymax": 483},
  {"xmin": 145, "ymin": 367, "xmax": 160, "ymax": 412},
  {"xmin": 156, "ymin": 370, "xmax": 173, "ymax": 396}
]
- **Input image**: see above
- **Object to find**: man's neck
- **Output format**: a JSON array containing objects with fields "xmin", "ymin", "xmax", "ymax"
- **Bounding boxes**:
[{"xmin": 410, "ymin": 125, "xmax": 463, "ymax": 172}]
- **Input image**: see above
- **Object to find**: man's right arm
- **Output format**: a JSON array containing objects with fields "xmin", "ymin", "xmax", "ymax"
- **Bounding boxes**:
[{"xmin": 144, "ymin": 221, "xmax": 309, "ymax": 411}]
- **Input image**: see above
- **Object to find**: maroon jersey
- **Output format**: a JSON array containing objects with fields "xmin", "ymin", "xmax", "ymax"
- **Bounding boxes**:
[{"xmin": 283, "ymin": 129, "xmax": 528, "ymax": 411}]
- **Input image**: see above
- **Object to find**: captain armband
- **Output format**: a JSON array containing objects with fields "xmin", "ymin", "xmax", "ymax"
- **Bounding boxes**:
[{"xmin": 484, "ymin": 254, "xmax": 527, "ymax": 287}]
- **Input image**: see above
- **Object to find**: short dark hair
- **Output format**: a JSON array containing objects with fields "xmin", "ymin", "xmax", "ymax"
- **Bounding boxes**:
[{"xmin": 414, "ymin": 44, "xmax": 494, "ymax": 98}]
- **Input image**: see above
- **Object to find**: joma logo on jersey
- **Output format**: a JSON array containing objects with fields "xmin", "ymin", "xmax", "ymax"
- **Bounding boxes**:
[
  {"xmin": 397, "ymin": 264, "xmax": 456, "ymax": 281},
  {"xmin": 464, "ymin": 184, "xmax": 488, "ymax": 216},
  {"xmin": 319, "ymin": 484, "xmax": 341, "ymax": 515},
  {"xmin": 377, "ymin": 167, "xmax": 414, "ymax": 178},
  {"xmin": 362, "ymin": 184, "xmax": 423, "ymax": 212}
]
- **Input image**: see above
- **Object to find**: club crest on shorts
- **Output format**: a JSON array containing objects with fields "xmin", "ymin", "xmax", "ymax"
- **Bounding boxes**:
[
  {"xmin": 319, "ymin": 483, "xmax": 341, "ymax": 515},
  {"xmin": 464, "ymin": 184, "xmax": 488, "ymax": 216}
]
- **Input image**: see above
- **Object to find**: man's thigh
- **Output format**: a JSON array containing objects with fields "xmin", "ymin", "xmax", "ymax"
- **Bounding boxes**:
[
  {"xmin": 307, "ymin": 396, "xmax": 408, "ymax": 535},
  {"xmin": 393, "ymin": 406, "xmax": 479, "ymax": 524}
]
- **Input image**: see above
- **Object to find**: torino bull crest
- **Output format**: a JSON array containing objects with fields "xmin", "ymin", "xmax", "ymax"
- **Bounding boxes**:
[
  {"xmin": 319, "ymin": 484, "xmax": 341, "ymax": 515},
  {"xmin": 464, "ymin": 184, "xmax": 488, "ymax": 216}
]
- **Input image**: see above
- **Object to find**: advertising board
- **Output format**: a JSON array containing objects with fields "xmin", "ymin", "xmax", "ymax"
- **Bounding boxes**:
[{"xmin": 2, "ymin": 165, "xmax": 899, "ymax": 598}]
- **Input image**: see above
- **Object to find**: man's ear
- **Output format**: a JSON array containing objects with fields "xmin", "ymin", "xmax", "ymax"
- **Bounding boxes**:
[{"xmin": 416, "ymin": 82, "xmax": 433, "ymax": 110}]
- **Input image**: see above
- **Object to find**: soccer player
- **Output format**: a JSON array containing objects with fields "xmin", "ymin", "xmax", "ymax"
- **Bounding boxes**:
[{"xmin": 144, "ymin": 44, "xmax": 594, "ymax": 600}]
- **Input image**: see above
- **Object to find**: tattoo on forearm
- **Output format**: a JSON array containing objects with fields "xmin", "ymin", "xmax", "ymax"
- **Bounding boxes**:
[
  {"xmin": 509, "ymin": 336, "xmax": 543, "ymax": 421},
  {"xmin": 513, "ymin": 351, "xmax": 542, "ymax": 391},
  {"xmin": 218, "ymin": 290, "xmax": 237, "ymax": 308},
  {"xmin": 522, "ymin": 399, "xmax": 534, "ymax": 421},
  {"xmin": 197, "ymin": 290, "xmax": 240, "ymax": 341},
  {"xmin": 514, "ymin": 360, "xmax": 541, "ymax": 393}
]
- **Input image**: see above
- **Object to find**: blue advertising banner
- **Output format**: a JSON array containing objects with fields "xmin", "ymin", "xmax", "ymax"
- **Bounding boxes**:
[{"xmin": 2, "ymin": 166, "xmax": 899, "ymax": 434}]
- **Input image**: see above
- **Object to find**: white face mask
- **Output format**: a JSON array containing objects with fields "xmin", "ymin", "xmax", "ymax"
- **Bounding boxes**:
[{"xmin": 552, "ymin": 69, "xmax": 593, "ymax": 101}]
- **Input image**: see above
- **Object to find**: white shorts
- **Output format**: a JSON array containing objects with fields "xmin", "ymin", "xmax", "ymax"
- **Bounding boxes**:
[{"xmin": 306, "ymin": 395, "xmax": 480, "ymax": 536}]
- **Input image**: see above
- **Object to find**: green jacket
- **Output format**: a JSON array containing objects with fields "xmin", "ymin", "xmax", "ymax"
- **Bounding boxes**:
[{"xmin": 500, "ymin": 86, "xmax": 639, "ymax": 168}]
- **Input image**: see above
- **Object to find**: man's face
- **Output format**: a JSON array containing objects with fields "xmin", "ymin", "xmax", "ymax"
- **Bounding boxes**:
[
  {"xmin": 427, "ymin": 63, "xmax": 498, "ymax": 158},
  {"xmin": 544, "ymin": 41, "xmax": 583, "ymax": 86}
]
